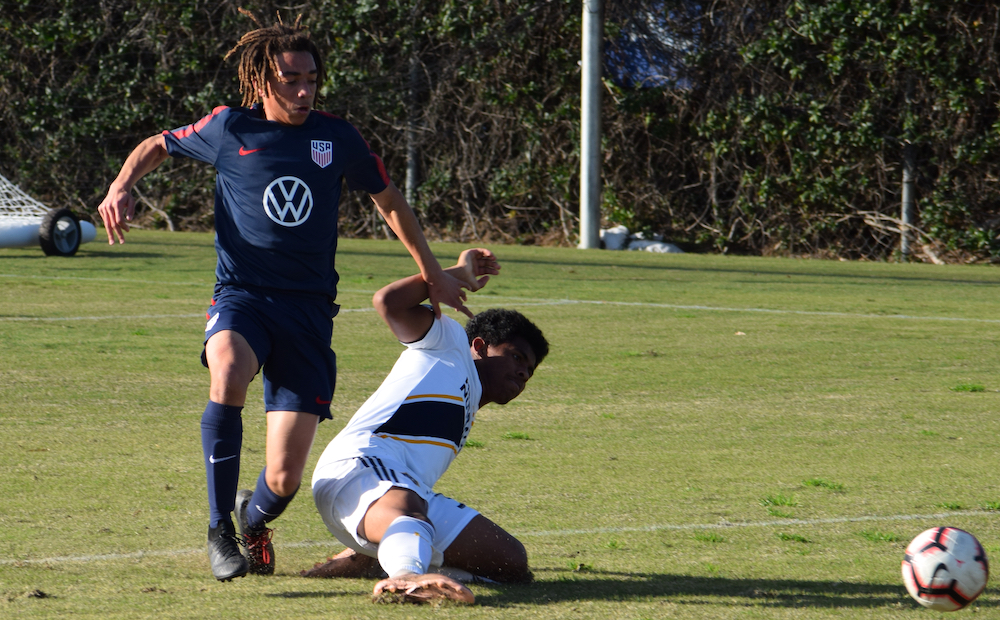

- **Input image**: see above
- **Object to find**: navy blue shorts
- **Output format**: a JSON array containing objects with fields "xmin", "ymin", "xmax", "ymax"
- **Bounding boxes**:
[{"xmin": 203, "ymin": 286, "xmax": 339, "ymax": 419}]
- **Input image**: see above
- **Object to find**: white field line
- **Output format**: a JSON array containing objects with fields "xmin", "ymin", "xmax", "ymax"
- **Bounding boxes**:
[
  {"xmin": 1, "ymin": 510, "xmax": 988, "ymax": 566},
  {"xmin": 1, "ymin": 269, "xmax": 997, "ymax": 323},
  {"xmin": 0, "ymin": 273, "xmax": 211, "ymax": 286},
  {"xmin": 2, "ymin": 270, "xmax": 998, "ymax": 323},
  {"xmin": 0, "ymin": 289, "xmax": 997, "ymax": 325},
  {"xmin": 0, "ymin": 313, "xmax": 206, "ymax": 322},
  {"xmin": 0, "ymin": 308, "xmax": 376, "ymax": 322},
  {"xmin": 475, "ymin": 296, "xmax": 1000, "ymax": 324}
]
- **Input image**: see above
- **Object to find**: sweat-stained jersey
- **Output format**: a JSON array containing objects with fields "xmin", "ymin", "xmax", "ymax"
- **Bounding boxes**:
[
  {"xmin": 162, "ymin": 105, "xmax": 390, "ymax": 298},
  {"xmin": 313, "ymin": 315, "xmax": 481, "ymax": 489}
]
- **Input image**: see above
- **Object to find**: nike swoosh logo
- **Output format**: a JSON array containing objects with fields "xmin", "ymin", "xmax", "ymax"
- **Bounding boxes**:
[
  {"xmin": 255, "ymin": 504, "xmax": 280, "ymax": 517},
  {"xmin": 239, "ymin": 146, "xmax": 265, "ymax": 156},
  {"xmin": 315, "ymin": 397, "xmax": 331, "ymax": 405},
  {"xmin": 209, "ymin": 454, "xmax": 237, "ymax": 464}
]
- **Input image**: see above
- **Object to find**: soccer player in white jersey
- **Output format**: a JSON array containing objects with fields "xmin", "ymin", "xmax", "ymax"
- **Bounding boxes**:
[{"xmin": 305, "ymin": 248, "xmax": 549, "ymax": 604}]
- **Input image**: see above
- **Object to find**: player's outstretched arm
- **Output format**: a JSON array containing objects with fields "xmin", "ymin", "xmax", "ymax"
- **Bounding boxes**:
[
  {"xmin": 369, "ymin": 183, "xmax": 473, "ymax": 318},
  {"xmin": 373, "ymin": 248, "xmax": 499, "ymax": 344},
  {"xmin": 97, "ymin": 134, "xmax": 169, "ymax": 244}
]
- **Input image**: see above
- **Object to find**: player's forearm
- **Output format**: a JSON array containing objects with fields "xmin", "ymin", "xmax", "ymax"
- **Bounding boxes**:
[
  {"xmin": 374, "ymin": 185, "xmax": 446, "ymax": 282},
  {"xmin": 375, "ymin": 262, "xmax": 466, "ymax": 310},
  {"xmin": 374, "ymin": 273, "xmax": 429, "ymax": 314},
  {"xmin": 372, "ymin": 273, "xmax": 434, "ymax": 343},
  {"xmin": 110, "ymin": 134, "xmax": 169, "ymax": 193}
]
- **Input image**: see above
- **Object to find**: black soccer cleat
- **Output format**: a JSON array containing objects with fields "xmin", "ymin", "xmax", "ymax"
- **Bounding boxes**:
[
  {"xmin": 207, "ymin": 520, "xmax": 249, "ymax": 581},
  {"xmin": 234, "ymin": 489, "xmax": 275, "ymax": 575}
]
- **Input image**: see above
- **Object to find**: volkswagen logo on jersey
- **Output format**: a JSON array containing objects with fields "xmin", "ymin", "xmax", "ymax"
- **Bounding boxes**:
[
  {"xmin": 311, "ymin": 140, "xmax": 333, "ymax": 169},
  {"xmin": 263, "ymin": 176, "xmax": 313, "ymax": 227}
]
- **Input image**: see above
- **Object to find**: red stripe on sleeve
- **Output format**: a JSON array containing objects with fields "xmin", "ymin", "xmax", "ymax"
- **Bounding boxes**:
[
  {"xmin": 374, "ymin": 153, "xmax": 391, "ymax": 187},
  {"xmin": 167, "ymin": 105, "xmax": 228, "ymax": 140}
]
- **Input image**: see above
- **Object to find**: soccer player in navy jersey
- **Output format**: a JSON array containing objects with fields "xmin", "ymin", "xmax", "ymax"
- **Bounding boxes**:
[{"xmin": 97, "ymin": 12, "xmax": 476, "ymax": 582}]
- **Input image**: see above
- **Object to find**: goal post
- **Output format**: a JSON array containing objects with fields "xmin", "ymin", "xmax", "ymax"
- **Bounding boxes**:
[{"xmin": 0, "ymin": 174, "xmax": 97, "ymax": 254}]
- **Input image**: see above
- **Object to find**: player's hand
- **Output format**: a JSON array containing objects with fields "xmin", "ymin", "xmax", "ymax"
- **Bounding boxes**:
[
  {"xmin": 97, "ymin": 184, "xmax": 136, "ymax": 244},
  {"xmin": 454, "ymin": 248, "xmax": 500, "ymax": 291},
  {"xmin": 431, "ymin": 248, "xmax": 500, "ymax": 319},
  {"xmin": 426, "ymin": 270, "xmax": 472, "ymax": 319}
]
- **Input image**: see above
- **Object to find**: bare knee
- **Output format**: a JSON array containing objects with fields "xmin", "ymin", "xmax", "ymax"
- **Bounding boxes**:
[
  {"xmin": 264, "ymin": 467, "xmax": 302, "ymax": 497},
  {"xmin": 208, "ymin": 366, "xmax": 251, "ymax": 405},
  {"xmin": 443, "ymin": 515, "xmax": 532, "ymax": 583},
  {"xmin": 205, "ymin": 331, "xmax": 258, "ymax": 405},
  {"xmin": 494, "ymin": 539, "xmax": 531, "ymax": 582},
  {"xmin": 359, "ymin": 488, "xmax": 428, "ymax": 544}
]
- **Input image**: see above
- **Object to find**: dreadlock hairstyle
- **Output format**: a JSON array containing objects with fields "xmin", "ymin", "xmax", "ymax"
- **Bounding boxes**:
[{"xmin": 224, "ymin": 8, "xmax": 324, "ymax": 108}]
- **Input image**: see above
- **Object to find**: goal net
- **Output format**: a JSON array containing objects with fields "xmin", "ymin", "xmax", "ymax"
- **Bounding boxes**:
[
  {"xmin": 0, "ymin": 173, "xmax": 100, "ymax": 252},
  {"xmin": 0, "ymin": 173, "xmax": 51, "ymax": 220}
]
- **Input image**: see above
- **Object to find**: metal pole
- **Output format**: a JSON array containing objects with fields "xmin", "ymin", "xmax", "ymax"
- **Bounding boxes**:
[
  {"xmin": 406, "ymin": 53, "xmax": 419, "ymax": 207},
  {"xmin": 901, "ymin": 141, "xmax": 916, "ymax": 257},
  {"xmin": 900, "ymin": 74, "xmax": 915, "ymax": 257},
  {"xmin": 578, "ymin": 0, "xmax": 602, "ymax": 249}
]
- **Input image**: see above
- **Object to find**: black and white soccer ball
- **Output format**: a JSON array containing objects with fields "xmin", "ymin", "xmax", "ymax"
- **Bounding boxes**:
[{"xmin": 902, "ymin": 527, "xmax": 988, "ymax": 611}]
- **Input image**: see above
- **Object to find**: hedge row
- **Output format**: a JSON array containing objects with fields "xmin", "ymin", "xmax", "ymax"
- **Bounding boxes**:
[{"xmin": 2, "ymin": 1, "xmax": 998, "ymax": 260}]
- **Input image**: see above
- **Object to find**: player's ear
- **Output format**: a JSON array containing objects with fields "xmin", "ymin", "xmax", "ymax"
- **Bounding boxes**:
[{"xmin": 470, "ymin": 337, "xmax": 487, "ymax": 359}]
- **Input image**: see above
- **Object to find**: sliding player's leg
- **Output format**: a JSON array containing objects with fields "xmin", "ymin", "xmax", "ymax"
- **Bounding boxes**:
[
  {"xmin": 309, "ymin": 461, "xmax": 474, "ymax": 602},
  {"xmin": 363, "ymin": 487, "xmax": 474, "ymax": 603},
  {"xmin": 301, "ymin": 514, "xmax": 533, "ymax": 585},
  {"xmin": 366, "ymin": 495, "xmax": 473, "ymax": 603},
  {"xmin": 441, "ymin": 514, "xmax": 532, "ymax": 583},
  {"xmin": 301, "ymin": 547, "xmax": 384, "ymax": 578}
]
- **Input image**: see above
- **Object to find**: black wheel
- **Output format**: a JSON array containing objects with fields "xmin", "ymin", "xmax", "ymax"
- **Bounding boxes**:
[{"xmin": 39, "ymin": 208, "xmax": 82, "ymax": 256}]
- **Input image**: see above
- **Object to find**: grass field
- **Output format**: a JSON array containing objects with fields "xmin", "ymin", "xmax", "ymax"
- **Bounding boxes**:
[{"xmin": 3, "ymin": 231, "xmax": 1000, "ymax": 619}]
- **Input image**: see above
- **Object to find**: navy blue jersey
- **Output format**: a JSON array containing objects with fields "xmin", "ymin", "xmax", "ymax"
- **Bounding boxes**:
[{"xmin": 163, "ymin": 105, "xmax": 390, "ymax": 297}]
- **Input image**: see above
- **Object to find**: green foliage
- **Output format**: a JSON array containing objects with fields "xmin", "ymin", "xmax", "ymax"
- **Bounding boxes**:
[
  {"xmin": 951, "ymin": 383, "xmax": 986, "ymax": 392},
  {"xmin": 0, "ymin": 0, "xmax": 241, "ymax": 223},
  {"xmin": 803, "ymin": 478, "xmax": 845, "ymax": 491},
  {"xmin": 688, "ymin": 0, "xmax": 1000, "ymax": 258},
  {"xmin": 760, "ymin": 494, "xmax": 798, "ymax": 508},
  {"xmin": 776, "ymin": 532, "xmax": 811, "ymax": 543},
  {"xmin": 858, "ymin": 530, "xmax": 901, "ymax": 543},
  {"xmin": 3, "ymin": 1, "xmax": 1000, "ymax": 257}
]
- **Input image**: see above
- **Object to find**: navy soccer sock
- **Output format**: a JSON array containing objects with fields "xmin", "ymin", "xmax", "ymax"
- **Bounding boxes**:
[
  {"xmin": 201, "ymin": 401, "xmax": 243, "ymax": 529},
  {"xmin": 246, "ymin": 467, "xmax": 298, "ymax": 530}
]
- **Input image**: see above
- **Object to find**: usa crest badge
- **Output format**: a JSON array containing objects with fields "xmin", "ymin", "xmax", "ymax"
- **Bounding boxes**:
[{"xmin": 311, "ymin": 140, "xmax": 333, "ymax": 169}]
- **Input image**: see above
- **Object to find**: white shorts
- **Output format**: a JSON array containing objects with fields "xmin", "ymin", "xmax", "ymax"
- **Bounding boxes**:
[{"xmin": 312, "ymin": 456, "xmax": 479, "ymax": 564}]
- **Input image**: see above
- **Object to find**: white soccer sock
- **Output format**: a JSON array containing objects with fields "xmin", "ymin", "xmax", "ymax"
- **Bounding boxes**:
[{"xmin": 377, "ymin": 516, "xmax": 435, "ymax": 578}]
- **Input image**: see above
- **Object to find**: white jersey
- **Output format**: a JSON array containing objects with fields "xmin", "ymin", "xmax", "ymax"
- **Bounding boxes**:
[{"xmin": 313, "ymin": 315, "xmax": 482, "ymax": 489}]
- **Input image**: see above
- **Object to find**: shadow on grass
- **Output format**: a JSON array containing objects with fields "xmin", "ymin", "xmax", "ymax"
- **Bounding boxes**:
[
  {"xmin": 0, "ymin": 249, "xmax": 175, "ymax": 260},
  {"xmin": 267, "ymin": 570, "xmax": 998, "ymax": 609},
  {"xmin": 264, "ymin": 589, "xmax": 357, "ymax": 599},
  {"xmin": 471, "ymin": 569, "xmax": 1000, "ymax": 609},
  {"xmin": 74, "ymin": 250, "xmax": 174, "ymax": 260}
]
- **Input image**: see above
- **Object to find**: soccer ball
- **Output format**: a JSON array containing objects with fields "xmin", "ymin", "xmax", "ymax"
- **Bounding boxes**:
[{"xmin": 902, "ymin": 527, "xmax": 988, "ymax": 611}]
